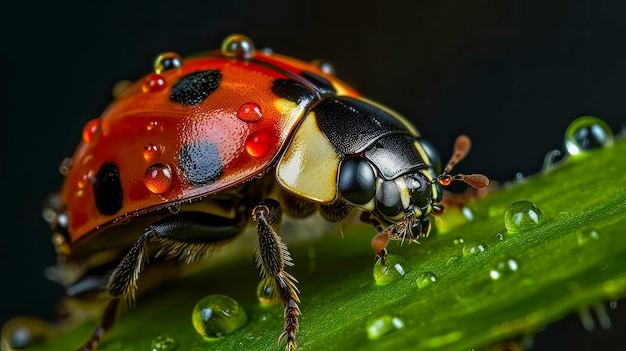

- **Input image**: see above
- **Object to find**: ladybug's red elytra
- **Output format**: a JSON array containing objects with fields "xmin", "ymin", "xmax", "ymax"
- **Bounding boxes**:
[{"xmin": 43, "ymin": 34, "xmax": 489, "ymax": 351}]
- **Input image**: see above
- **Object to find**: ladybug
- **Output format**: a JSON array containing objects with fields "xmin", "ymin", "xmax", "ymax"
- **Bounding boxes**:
[{"xmin": 43, "ymin": 34, "xmax": 489, "ymax": 351}]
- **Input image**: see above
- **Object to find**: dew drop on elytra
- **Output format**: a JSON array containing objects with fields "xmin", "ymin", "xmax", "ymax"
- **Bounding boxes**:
[
  {"xmin": 564, "ymin": 115, "xmax": 614, "ymax": 156},
  {"xmin": 504, "ymin": 201, "xmax": 543, "ymax": 232},
  {"xmin": 191, "ymin": 294, "xmax": 248, "ymax": 339}
]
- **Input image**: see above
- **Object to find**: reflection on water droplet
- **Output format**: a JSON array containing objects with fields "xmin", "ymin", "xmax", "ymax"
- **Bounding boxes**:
[
  {"xmin": 504, "ymin": 201, "xmax": 543, "ymax": 232},
  {"xmin": 142, "ymin": 73, "xmax": 167, "ymax": 93},
  {"xmin": 311, "ymin": 59, "xmax": 336, "ymax": 75},
  {"xmin": 191, "ymin": 294, "xmax": 248, "ymax": 339},
  {"xmin": 245, "ymin": 131, "xmax": 272, "ymax": 158},
  {"xmin": 416, "ymin": 272, "xmax": 437, "ymax": 289},
  {"xmin": 446, "ymin": 255, "xmax": 461, "ymax": 265},
  {"xmin": 373, "ymin": 254, "xmax": 409, "ymax": 284},
  {"xmin": 237, "ymin": 102, "xmax": 263, "ymax": 122},
  {"xmin": 154, "ymin": 52, "xmax": 182, "ymax": 74},
  {"xmin": 462, "ymin": 240, "xmax": 487, "ymax": 256},
  {"xmin": 565, "ymin": 116, "xmax": 613, "ymax": 155},
  {"xmin": 151, "ymin": 335, "xmax": 178, "ymax": 351},
  {"xmin": 143, "ymin": 143, "xmax": 161, "ymax": 162},
  {"xmin": 461, "ymin": 206, "xmax": 474, "ymax": 221},
  {"xmin": 453, "ymin": 237, "xmax": 465, "ymax": 245},
  {"xmin": 1, "ymin": 317, "xmax": 56, "ymax": 349},
  {"xmin": 256, "ymin": 277, "xmax": 280, "ymax": 305},
  {"xmin": 221, "ymin": 34, "xmax": 255, "ymax": 59},
  {"xmin": 366, "ymin": 315, "xmax": 404, "ymax": 339},
  {"xmin": 82, "ymin": 119, "xmax": 101, "ymax": 143},
  {"xmin": 489, "ymin": 256, "xmax": 519, "ymax": 280},
  {"xmin": 144, "ymin": 163, "xmax": 173, "ymax": 194},
  {"xmin": 577, "ymin": 229, "xmax": 600, "ymax": 246}
]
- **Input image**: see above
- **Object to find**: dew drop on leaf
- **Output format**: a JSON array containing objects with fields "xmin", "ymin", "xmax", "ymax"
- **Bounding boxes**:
[
  {"xmin": 504, "ymin": 201, "xmax": 543, "ymax": 232},
  {"xmin": 489, "ymin": 256, "xmax": 519, "ymax": 280},
  {"xmin": 564, "ymin": 115, "xmax": 613, "ymax": 155},
  {"xmin": 366, "ymin": 315, "xmax": 404, "ymax": 339},
  {"xmin": 416, "ymin": 272, "xmax": 437, "ymax": 289},
  {"xmin": 373, "ymin": 254, "xmax": 409, "ymax": 284},
  {"xmin": 462, "ymin": 240, "xmax": 487, "ymax": 256},
  {"xmin": 191, "ymin": 294, "xmax": 248, "ymax": 338},
  {"xmin": 151, "ymin": 335, "xmax": 177, "ymax": 351}
]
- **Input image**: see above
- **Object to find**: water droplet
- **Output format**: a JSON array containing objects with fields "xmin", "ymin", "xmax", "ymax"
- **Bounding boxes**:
[
  {"xmin": 366, "ymin": 315, "xmax": 404, "ymax": 339},
  {"xmin": 147, "ymin": 121, "xmax": 162, "ymax": 131},
  {"xmin": 1, "ymin": 317, "xmax": 55, "ymax": 349},
  {"xmin": 496, "ymin": 233, "xmax": 504, "ymax": 240},
  {"xmin": 504, "ymin": 201, "xmax": 543, "ymax": 232},
  {"xmin": 191, "ymin": 294, "xmax": 248, "ymax": 339},
  {"xmin": 221, "ymin": 34, "xmax": 255, "ymax": 60},
  {"xmin": 151, "ymin": 335, "xmax": 177, "ymax": 351},
  {"xmin": 245, "ymin": 130, "xmax": 272, "ymax": 158},
  {"xmin": 153, "ymin": 52, "xmax": 182, "ymax": 74},
  {"xmin": 256, "ymin": 277, "xmax": 280, "ymax": 305},
  {"xmin": 142, "ymin": 73, "xmax": 167, "ymax": 93},
  {"xmin": 82, "ymin": 119, "xmax": 101, "ymax": 143},
  {"xmin": 168, "ymin": 204, "xmax": 181, "ymax": 214},
  {"xmin": 311, "ymin": 59, "xmax": 336, "ymax": 75},
  {"xmin": 577, "ymin": 229, "xmax": 600, "ymax": 246},
  {"xmin": 565, "ymin": 116, "xmax": 614, "ymax": 155},
  {"xmin": 462, "ymin": 240, "xmax": 487, "ymax": 256},
  {"xmin": 461, "ymin": 206, "xmax": 474, "ymax": 221},
  {"xmin": 416, "ymin": 272, "xmax": 437, "ymax": 289},
  {"xmin": 373, "ymin": 254, "xmax": 409, "ymax": 284},
  {"xmin": 143, "ymin": 143, "xmax": 161, "ymax": 162},
  {"xmin": 489, "ymin": 256, "xmax": 519, "ymax": 280},
  {"xmin": 58, "ymin": 157, "xmax": 72, "ymax": 175},
  {"xmin": 453, "ymin": 237, "xmax": 465, "ymax": 245},
  {"xmin": 237, "ymin": 102, "xmax": 263, "ymax": 122},
  {"xmin": 144, "ymin": 163, "xmax": 173, "ymax": 194},
  {"xmin": 446, "ymin": 255, "xmax": 461, "ymax": 265}
]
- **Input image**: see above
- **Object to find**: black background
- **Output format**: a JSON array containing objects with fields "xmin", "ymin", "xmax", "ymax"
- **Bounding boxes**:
[{"xmin": 1, "ymin": 0, "xmax": 624, "ymax": 350}]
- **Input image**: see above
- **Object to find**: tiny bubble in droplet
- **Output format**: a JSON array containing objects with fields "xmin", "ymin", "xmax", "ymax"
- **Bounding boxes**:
[{"xmin": 504, "ymin": 201, "xmax": 543, "ymax": 232}]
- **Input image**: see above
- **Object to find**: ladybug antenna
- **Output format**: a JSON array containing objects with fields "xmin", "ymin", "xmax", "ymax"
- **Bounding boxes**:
[{"xmin": 434, "ymin": 135, "xmax": 489, "ymax": 189}]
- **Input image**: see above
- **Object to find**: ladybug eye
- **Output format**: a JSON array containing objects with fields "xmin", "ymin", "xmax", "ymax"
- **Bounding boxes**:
[{"xmin": 338, "ymin": 157, "xmax": 376, "ymax": 206}]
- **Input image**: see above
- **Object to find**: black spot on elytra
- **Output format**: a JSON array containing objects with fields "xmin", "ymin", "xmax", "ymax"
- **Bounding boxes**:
[
  {"xmin": 271, "ymin": 79, "xmax": 315, "ymax": 105},
  {"xmin": 178, "ymin": 141, "xmax": 223, "ymax": 186},
  {"xmin": 170, "ymin": 70, "xmax": 222, "ymax": 106},
  {"xmin": 93, "ymin": 162, "xmax": 123, "ymax": 215},
  {"xmin": 301, "ymin": 70, "xmax": 336, "ymax": 95}
]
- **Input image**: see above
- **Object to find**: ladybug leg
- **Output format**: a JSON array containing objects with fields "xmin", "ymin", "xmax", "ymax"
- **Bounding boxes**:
[
  {"xmin": 252, "ymin": 199, "xmax": 300, "ymax": 351},
  {"xmin": 77, "ymin": 213, "xmax": 243, "ymax": 351},
  {"xmin": 76, "ymin": 229, "xmax": 156, "ymax": 351}
]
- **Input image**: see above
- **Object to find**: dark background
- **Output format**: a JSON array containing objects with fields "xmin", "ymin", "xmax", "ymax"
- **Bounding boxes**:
[{"xmin": 1, "ymin": 0, "xmax": 624, "ymax": 349}]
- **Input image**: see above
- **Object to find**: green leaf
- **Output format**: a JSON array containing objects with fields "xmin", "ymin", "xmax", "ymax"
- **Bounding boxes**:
[{"xmin": 9, "ymin": 139, "xmax": 626, "ymax": 351}]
